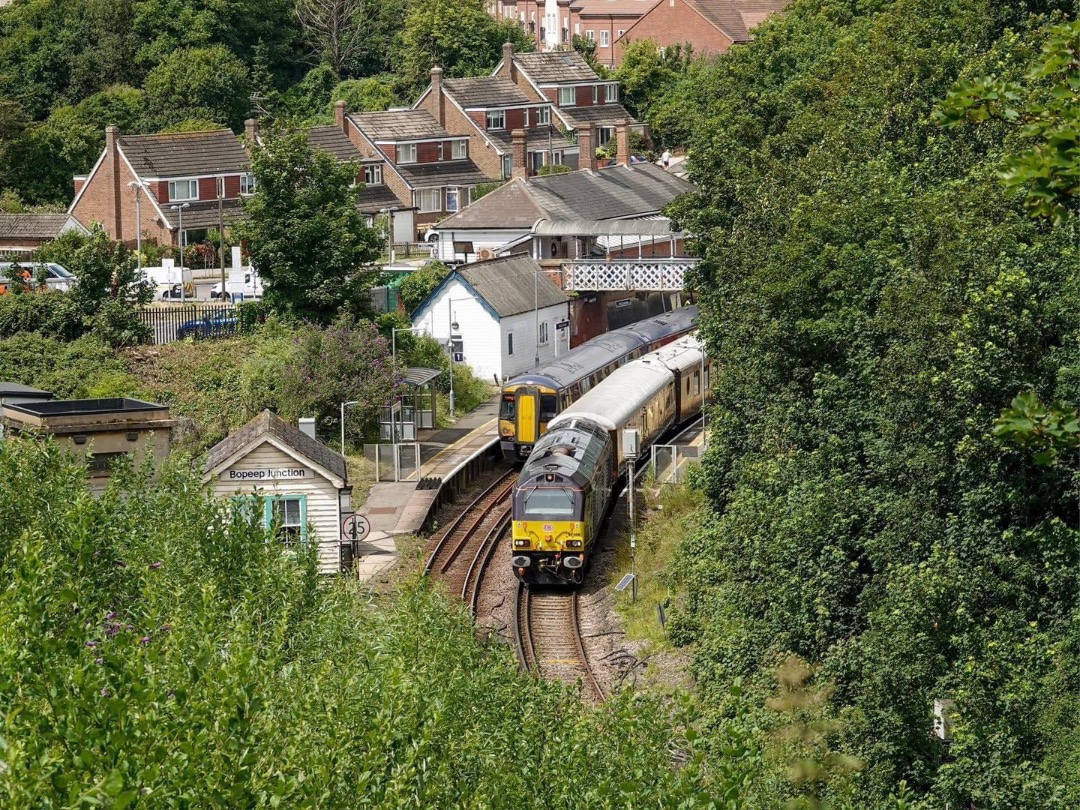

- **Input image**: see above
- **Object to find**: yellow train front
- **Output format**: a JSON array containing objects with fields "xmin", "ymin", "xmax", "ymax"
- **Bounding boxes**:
[{"xmin": 511, "ymin": 419, "xmax": 614, "ymax": 586}]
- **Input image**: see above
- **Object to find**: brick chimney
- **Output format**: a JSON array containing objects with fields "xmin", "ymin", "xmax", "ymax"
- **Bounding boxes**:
[
  {"xmin": 615, "ymin": 118, "xmax": 631, "ymax": 167},
  {"xmin": 430, "ymin": 66, "xmax": 445, "ymax": 126},
  {"xmin": 334, "ymin": 101, "xmax": 347, "ymax": 133},
  {"xmin": 244, "ymin": 118, "xmax": 259, "ymax": 143},
  {"xmin": 499, "ymin": 42, "xmax": 516, "ymax": 81},
  {"xmin": 105, "ymin": 125, "xmax": 122, "ymax": 238},
  {"xmin": 511, "ymin": 129, "xmax": 529, "ymax": 180},
  {"xmin": 577, "ymin": 126, "xmax": 596, "ymax": 172}
]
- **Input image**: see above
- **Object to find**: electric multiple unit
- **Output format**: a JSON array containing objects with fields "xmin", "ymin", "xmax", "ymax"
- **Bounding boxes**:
[
  {"xmin": 498, "ymin": 306, "xmax": 698, "ymax": 462},
  {"xmin": 511, "ymin": 335, "xmax": 711, "ymax": 585}
]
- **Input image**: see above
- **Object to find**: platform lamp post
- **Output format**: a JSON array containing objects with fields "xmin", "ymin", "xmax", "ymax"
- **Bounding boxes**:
[
  {"xmin": 379, "ymin": 206, "xmax": 400, "ymax": 265},
  {"xmin": 169, "ymin": 203, "xmax": 190, "ymax": 304},
  {"xmin": 446, "ymin": 296, "xmax": 470, "ymax": 417},
  {"xmin": 340, "ymin": 399, "xmax": 361, "ymax": 456},
  {"xmin": 127, "ymin": 180, "xmax": 150, "ymax": 277}
]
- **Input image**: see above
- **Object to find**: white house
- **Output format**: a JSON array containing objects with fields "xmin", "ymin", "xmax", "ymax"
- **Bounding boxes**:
[
  {"xmin": 411, "ymin": 255, "xmax": 570, "ymax": 383},
  {"xmin": 202, "ymin": 410, "xmax": 353, "ymax": 575}
]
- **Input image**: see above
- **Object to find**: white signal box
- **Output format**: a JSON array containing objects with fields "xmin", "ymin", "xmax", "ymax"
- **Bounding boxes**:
[{"xmin": 623, "ymin": 428, "xmax": 640, "ymax": 459}]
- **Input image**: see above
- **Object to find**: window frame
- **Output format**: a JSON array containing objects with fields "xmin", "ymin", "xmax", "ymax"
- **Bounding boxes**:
[
  {"xmin": 445, "ymin": 187, "xmax": 461, "ymax": 213},
  {"xmin": 487, "ymin": 110, "xmax": 506, "ymax": 130},
  {"xmin": 364, "ymin": 164, "xmax": 383, "ymax": 186},
  {"xmin": 606, "ymin": 83, "xmax": 619, "ymax": 103},
  {"xmin": 537, "ymin": 106, "xmax": 551, "ymax": 126},
  {"xmin": 592, "ymin": 84, "xmax": 599, "ymax": 103},
  {"xmin": 264, "ymin": 494, "xmax": 308, "ymax": 549},
  {"xmin": 168, "ymin": 178, "xmax": 199, "ymax": 202},
  {"xmin": 240, "ymin": 174, "xmax": 256, "ymax": 195},
  {"xmin": 507, "ymin": 332, "xmax": 514, "ymax": 356},
  {"xmin": 416, "ymin": 188, "xmax": 441, "ymax": 213},
  {"xmin": 539, "ymin": 321, "xmax": 549, "ymax": 346},
  {"xmin": 599, "ymin": 30, "xmax": 609, "ymax": 47},
  {"xmin": 215, "ymin": 176, "xmax": 225, "ymax": 199},
  {"xmin": 451, "ymin": 140, "xmax": 467, "ymax": 159},
  {"xmin": 559, "ymin": 86, "xmax": 576, "ymax": 107},
  {"xmin": 398, "ymin": 143, "xmax": 418, "ymax": 164}
]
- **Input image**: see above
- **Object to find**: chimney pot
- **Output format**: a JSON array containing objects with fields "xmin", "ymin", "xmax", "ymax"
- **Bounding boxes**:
[
  {"xmin": 334, "ymin": 100, "xmax": 347, "ymax": 133},
  {"xmin": 511, "ymin": 129, "xmax": 529, "ymax": 180},
  {"xmin": 245, "ymin": 118, "xmax": 259, "ymax": 143},
  {"xmin": 577, "ymin": 127, "xmax": 596, "ymax": 173}
]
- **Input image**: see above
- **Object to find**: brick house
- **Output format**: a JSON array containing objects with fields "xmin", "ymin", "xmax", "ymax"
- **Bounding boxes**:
[
  {"xmin": 617, "ymin": 0, "xmax": 790, "ymax": 58},
  {"xmin": 341, "ymin": 107, "xmax": 490, "ymax": 237},
  {"xmin": 495, "ymin": 45, "xmax": 643, "ymax": 156},
  {"xmin": 0, "ymin": 214, "xmax": 89, "ymax": 257},
  {"xmin": 69, "ymin": 128, "xmax": 254, "ymax": 249},
  {"xmin": 568, "ymin": 0, "xmax": 657, "ymax": 67},
  {"xmin": 414, "ymin": 63, "xmax": 574, "ymax": 179}
]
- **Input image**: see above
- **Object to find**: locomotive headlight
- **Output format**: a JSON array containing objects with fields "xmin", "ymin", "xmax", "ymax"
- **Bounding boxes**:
[
  {"xmin": 566, "ymin": 540, "xmax": 583, "ymax": 549},
  {"xmin": 514, "ymin": 539, "xmax": 530, "ymax": 548}
]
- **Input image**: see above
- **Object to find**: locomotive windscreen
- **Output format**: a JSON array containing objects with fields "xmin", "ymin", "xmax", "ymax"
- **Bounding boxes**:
[{"xmin": 522, "ymin": 488, "xmax": 577, "ymax": 517}]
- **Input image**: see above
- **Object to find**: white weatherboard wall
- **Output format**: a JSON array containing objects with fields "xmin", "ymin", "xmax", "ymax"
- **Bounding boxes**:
[
  {"xmin": 432, "ymin": 228, "xmax": 530, "ymax": 262},
  {"xmin": 414, "ymin": 277, "xmax": 569, "ymax": 383},
  {"xmin": 212, "ymin": 441, "xmax": 346, "ymax": 575}
]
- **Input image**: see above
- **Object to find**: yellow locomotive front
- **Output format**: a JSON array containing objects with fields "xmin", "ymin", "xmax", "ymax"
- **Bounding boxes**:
[{"xmin": 499, "ymin": 378, "xmax": 561, "ymax": 462}]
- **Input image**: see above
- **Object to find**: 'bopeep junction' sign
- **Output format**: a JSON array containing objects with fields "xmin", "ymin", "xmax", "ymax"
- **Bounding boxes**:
[{"xmin": 221, "ymin": 467, "xmax": 308, "ymax": 482}]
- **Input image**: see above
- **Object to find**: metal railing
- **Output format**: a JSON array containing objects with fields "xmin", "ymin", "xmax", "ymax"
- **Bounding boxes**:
[
  {"xmin": 650, "ymin": 443, "xmax": 702, "ymax": 485},
  {"xmin": 137, "ymin": 303, "xmax": 265, "ymax": 345}
]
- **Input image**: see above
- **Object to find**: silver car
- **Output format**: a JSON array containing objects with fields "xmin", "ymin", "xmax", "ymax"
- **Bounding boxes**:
[{"xmin": 0, "ymin": 261, "xmax": 77, "ymax": 292}]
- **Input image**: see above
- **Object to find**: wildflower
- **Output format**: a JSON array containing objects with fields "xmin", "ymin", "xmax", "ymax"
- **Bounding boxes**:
[
  {"xmin": 105, "ymin": 624, "xmax": 120, "ymax": 638},
  {"xmin": 140, "ymin": 636, "xmax": 152, "ymax": 646},
  {"xmin": 100, "ymin": 687, "xmax": 110, "ymax": 697},
  {"xmin": 85, "ymin": 640, "xmax": 97, "ymax": 648},
  {"xmin": 106, "ymin": 611, "xmax": 116, "ymax": 620},
  {"xmin": 149, "ymin": 561, "xmax": 163, "ymax": 570},
  {"xmin": 95, "ymin": 657, "xmax": 104, "ymax": 665}
]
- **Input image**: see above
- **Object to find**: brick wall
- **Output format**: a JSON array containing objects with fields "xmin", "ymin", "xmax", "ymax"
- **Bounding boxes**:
[
  {"xmin": 619, "ymin": 0, "xmax": 734, "ymax": 57},
  {"xmin": 417, "ymin": 94, "xmax": 504, "ymax": 180}
]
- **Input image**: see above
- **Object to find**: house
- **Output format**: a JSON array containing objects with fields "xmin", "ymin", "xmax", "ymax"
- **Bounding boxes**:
[
  {"xmin": 1, "ymin": 397, "xmax": 176, "ymax": 494},
  {"xmin": 617, "ymin": 0, "xmax": 790, "ymax": 58},
  {"xmin": 568, "ymin": 0, "xmax": 658, "ymax": 67},
  {"xmin": 69, "ymin": 127, "xmax": 254, "ymax": 249},
  {"xmin": 411, "ymin": 254, "xmax": 570, "ymax": 383},
  {"xmin": 494, "ymin": 45, "xmax": 642, "ymax": 150},
  {"xmin": 203, "ymin": 410, "xmax": 354, "ymax": 575},
  {"xmin": 343, "ymin": 107, "xmax": 491, "ymax": 237},
  {"xmin": 489, "ymin": 0, "xmax": 653, "ymax": 58},
  {"xmin": 414, "ymin": 62, "xmax": 575, "ymax": 179},
  {"xmin": 0, "ymin": 214, "xmax": 90, "ymax": 257}
]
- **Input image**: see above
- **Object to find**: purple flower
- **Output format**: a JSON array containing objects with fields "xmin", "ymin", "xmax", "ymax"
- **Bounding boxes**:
[
  {"xmin": 125, "ymin": 624, "xmax": 134, "ymax": 632},
  {"xmin": 85, "ymin": 640, "xmax": 98, "ymax": 648},
  {"xmin": 100, "ymin": 687, "xmax": 110, "ymax": 697},
  {"xmin": 140, "ymin": 636, "xmax": 152, "ymax": 646},
  {"xmin": 149, "ymin": 561, "xmax": 163, "ymax": 570},
  {"xmin": 105, "ymin": 624, "xmax": 120, "ymax": 638},
  {"xmin": 106, "ymin": 612, "xmax": 116, "ymax": 620},
  {"xmin": 95, "ymin": 657, "xmax": 104, "ymax": 665}
]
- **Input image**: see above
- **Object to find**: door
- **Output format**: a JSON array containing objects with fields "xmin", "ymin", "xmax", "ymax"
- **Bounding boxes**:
[{"xmin": 515, "ymin": 387, "xmax": 541, "ymax": 445}]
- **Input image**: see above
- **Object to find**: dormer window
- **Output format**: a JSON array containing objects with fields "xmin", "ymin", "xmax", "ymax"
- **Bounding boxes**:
[
  {"xmin": 592, "ymin": 85, "xmax": 598, "ymax": 104},
  {"xmin": 168, "ymin": 179, "xmax": 198, "ymax": 202},
  {"xmin": 538, "ymin": 106, "xmax": 551, "ymax": 126},
  {"xmin": 364, "ymin": 164, "xmax": 383, "ymax": 186},
  {"xmin": 487, "ymin": 110, "xmax": 506, "ymax": 130},
  {"xmin": 216, "ymin": 176, "xmax": 225, "ymax": 198},
  {"xmin": 605, "ymin": 83, "xmax": 619, "ymax": 103},
  {"xmin": 452, "ymin": 140, "xmax": 467, "ymax": 159},
  {"xmin": 559, "ymin": 87, "xmax": 575, "ymax": 107},
  {"xmin": 399, "ymin": 143, "xmax": 417, "ymax": 164},
  {"xmin": 241, "ymin": 174, "xmax": 256, "ymax": 195}
]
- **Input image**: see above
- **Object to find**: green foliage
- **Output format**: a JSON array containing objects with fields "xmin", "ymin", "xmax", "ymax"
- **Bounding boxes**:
[
  {"xmin": 330, "ymin": 77, "xmax": 396, "ymax": 113},
  {"xmin": 400, "ymin": 260, "xmax": 450, "ymax": 315},
  {"xmin": 572, "ymin": 34, "xmax": 603, "ymax": 75},
  {"xmin": 234, "ymin": 132, "xmax": 383, "ymax": 324},
  {"xmin": 994, "ymin": 390, "xmax": 1080, "ymax": 466},
  {"xmin": 667, "ymin": 1, "xmax": 1080, "ymax": 806},
  {"xmin": 537, "ymin": 162, "xmax": 572, "ymax": 176},
  {"xmin": 0, "ymin": 292, "xmax": 83, "ymax": 342},
  {"xmin": 0, "ymin": 438, "xmax": 734, "ymax": 806},
  {"xmin": 142, "ymin": 46, "xmax": 252, "ymax": 131},
  {"xmin": 615, "ymin": 39, "xmax": 694, "ymax": 124},
  {"xmin": 473, "ymin": 180, "xmax": 506, "ymax": 200},
  {"xmin": 0, "ymin": 333, "xmax": 133, "ymax": 398}
]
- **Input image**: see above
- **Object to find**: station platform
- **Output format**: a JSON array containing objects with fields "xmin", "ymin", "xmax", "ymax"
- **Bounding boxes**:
[{"xmin": 353, "ymin": 396, "xmax": 501, "ymax": 581}]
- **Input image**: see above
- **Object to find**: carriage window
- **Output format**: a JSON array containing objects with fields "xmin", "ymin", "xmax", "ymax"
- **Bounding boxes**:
[
  {"xmin": 540, "ymin": 395, "xmax": 558, "ymax": 420},
  {"xmin": 704, "ymin": 365, "xmax": 710, "ymax": 391},
  {"xmin": 524, "ymin": 488, "xmax": 576, "ymax": 517},
  {"xmin": 500, "ymin": 394, "xmax": 516, "ymax": 419},
  {"xmin": 694, "ymin": 370, "xmax": 701, "ymax": 396}
]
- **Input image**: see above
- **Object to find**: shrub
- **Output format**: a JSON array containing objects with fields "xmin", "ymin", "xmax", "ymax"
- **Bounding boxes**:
[{"xmin": 0, "ymin": 292, "xmax": 84, "ymax": 341}]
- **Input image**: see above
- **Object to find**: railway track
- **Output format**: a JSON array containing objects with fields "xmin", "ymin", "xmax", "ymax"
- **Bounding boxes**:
[
  {"xmin": 424, "ymin": 469, "xmax": 516, "ymax": 601},
  {"xmin": 514, "ymin": 583, "xmax": 606, "ymax": 702}
]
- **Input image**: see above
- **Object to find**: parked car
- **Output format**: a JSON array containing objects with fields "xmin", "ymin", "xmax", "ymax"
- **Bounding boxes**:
[
  {"xmin": 176, "ymin": 314, "xmax": 238, "ymax": 340},
  {"xmin": 160, "ymin": 283, "xmax": 196, "ymax": 301},
  {"xmin": 0, "ymin": 261, "xmax": 77, "ymax": 293}
]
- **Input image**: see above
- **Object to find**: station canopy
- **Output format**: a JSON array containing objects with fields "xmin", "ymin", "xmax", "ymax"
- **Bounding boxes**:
[
  {"xmin": 403, "ymin": 367, "xmax": 442, "ymax": 387},
  {"xmin": 531, "ymin": 218, "xmax": 683, "ymax": 238}
]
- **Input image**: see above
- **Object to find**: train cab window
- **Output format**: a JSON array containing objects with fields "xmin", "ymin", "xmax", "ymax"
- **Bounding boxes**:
[
  {"xmin": 540, "ymin": 394, "xmax": 558, "ymax": 420},
  {"xmin": 524, "ymin": 488, "xmax": 577, "ymax": 517},
  {"xmin": 500, "ymin": 394, "xmax": 516, "ymax": 419}
]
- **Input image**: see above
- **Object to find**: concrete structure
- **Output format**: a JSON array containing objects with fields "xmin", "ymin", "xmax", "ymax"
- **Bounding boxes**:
[
  {"xmin": 203, "ymin": 410, "xmax": 353, "ymax": 576},
  {"xmin": 1, "ymin": 397, "xmax": 176, "ymax": 493},
  {"xmin": 0, "ymin": 214, "xmax": 90, "ymax": 257},
  {"xmin": 411, "ymin": 255, "xmax": 570, "ymax": 383},
  {"xmin": 69, "ymin": 128, "xmax": 252, "ymax": 248},
  {"xmin": 0, "ymin": 382, "xmax": 53, "ymax": 439}
]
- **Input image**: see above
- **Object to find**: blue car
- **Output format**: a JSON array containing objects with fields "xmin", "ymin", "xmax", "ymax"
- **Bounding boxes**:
[{"xmin": 176, "ymin": 314, "xmax": 238, "ymax": 340}]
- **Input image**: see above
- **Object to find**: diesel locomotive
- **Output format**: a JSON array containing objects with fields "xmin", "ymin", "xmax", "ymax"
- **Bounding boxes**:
[
  {"xmin": 511, "ymin": 335, "xmax": 710, "ymax": 585},
  {"xmin": 499, "ymin": 306, "xmax": 698, "ymax": 462}
]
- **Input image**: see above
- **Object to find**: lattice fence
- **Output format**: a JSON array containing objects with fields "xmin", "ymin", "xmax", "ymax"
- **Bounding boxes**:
[{"xmin": 562, "ymin": 260, "xmax": 698, "ymax": 291}]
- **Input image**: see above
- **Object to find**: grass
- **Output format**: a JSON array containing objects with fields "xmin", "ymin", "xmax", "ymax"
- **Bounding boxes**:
[{"xmin": 610, "ymin": 478, "xmax": 705, "ymax": 654}]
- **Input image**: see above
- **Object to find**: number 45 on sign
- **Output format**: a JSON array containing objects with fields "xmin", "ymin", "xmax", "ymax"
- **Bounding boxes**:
[{"xmin": 342, "ymin": 513, "xmax": 370, "ymax": 544}]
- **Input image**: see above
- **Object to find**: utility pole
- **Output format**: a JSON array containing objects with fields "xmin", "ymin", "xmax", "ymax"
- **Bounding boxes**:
[{"xmin": 218, "ymin": 177, "xmax": 226, "ymax": 303}]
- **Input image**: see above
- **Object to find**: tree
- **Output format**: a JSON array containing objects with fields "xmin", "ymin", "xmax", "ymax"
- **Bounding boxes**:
[
  {"xmin": 330, "ymin": 77, "xmax": 396, "ymax": 113},
  {"xmin": 572, "ymin": 34, "xmax": 602, "ymax": 74},
  {"xmin": 399, "ymin": 260, "xmax": 450, "ymax": 315},
  {"xmin": 234, "ymin": 132, "xmax": 383, "ymax": 324},
  {"xmin": 615, "ymin": 40, "xmax": 693, "ymax": 123},
  {"xmin": 295, "ymin": 0, "xmax": 367, "ymax": 75},
  {"xmin": 142, "ymin": 46, "xmax": 252, "ymax": 131}
]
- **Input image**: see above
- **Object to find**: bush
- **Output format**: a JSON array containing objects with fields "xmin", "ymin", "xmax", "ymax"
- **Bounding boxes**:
[
  {"xmin": 0, "ymin": 333, "xmax": 132, "ymax": 398},
  {"xmin": 0, "ymin": 292, "xmax": 84, "ymax": 341}
]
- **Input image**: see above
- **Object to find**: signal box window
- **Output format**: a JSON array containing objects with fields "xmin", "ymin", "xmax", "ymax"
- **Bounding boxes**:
[
  {"xmin": 507, "ymin": 333, "xmax": 514, "ymax": 356},
  {"xmin": 269, "ymin": 496, "xmax": 305, "ymax": 549}
]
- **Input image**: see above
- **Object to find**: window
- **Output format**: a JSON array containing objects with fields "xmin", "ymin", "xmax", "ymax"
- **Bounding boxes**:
[
  {"xmin": 585, "ymin": 29, "xmax": 594, "ymax": 41},
  {"xmin": 267, "ymin": 495, "xmax": 306, "ymax": 549},
  {"xmin": 540, "ymin": 394, "xmax": 558, "ymax": 420},
  {"xmin": 502, "ymin": 154, "xmax": 512, "ymax": 179},
  {"xmin": 452, "ymin": 140, "xmax": 467, "ymax": 159},
  {"xmin": 598, "ymin": 126, "xmax": 614, "ymax": 146},
  {"xmin": 592, "ymin": 84, "xmax": 599, "ymax": 103},
  {"xmin": 532, "ymin": 151, "xmax": 545, "ymax": 173},
  {"xmin": 574, "ymin": 22, "xmax": 580, "ymax": 34},
  {"xmin": 559, "ymin": 86, "xmax": 575, "ymax": 106},
  {"xmin": 694, "ymin": 370, "xmax": 701, "ymax": 396},
  {"xmin": 538, "ymin": 106, "xmax": 551, "ymax": 125},
  {"xmin": 437, "ymin": 141, "xmax": 445, "ymax": 160},
  {"xmin": 416, "ymin": 188, "xmax": 441, "ymax": 213},
  {"xmin": 364, "ymin": 164, "xmax": 383, "ymax": 185},
  {"xmin": 500, "ymin": 394, "xmax": 516, "ymax": 420},
  {"xmin": 523, "ymin": 487, "xmax": 576, "ymax": 518},
  {"xmin": 606, "ymin": 83, "xmax": 619, "ymax": 103},
  {"xmin": 552, "ymin": 150, "xmax": 563, "ymax": 165},
  {"xmin": 168, "ymin": 179, "xmax": 198, "ymax": 202},
  {"xmin": 88, "ymin": 451, "xmax": 130, "ymax": 477},
  {"xmin": 398, "ymin": 143, "xmax": 417, "ymax": 164},
  {"xmin": 507, "ymin": 332, "xmax": 514, "ymax": 356},
  {"xmin": 599, "ymin": 30, "xmax": 609, "ymax": 47},
  {"xmin": 216, "ymin": 176, "xmax": 225, "ymax": 198},
  {"xmin": 241, "ymin": 174, "xmax": 256, "ymax": 195},
  {"xmin": 487, "ymin": 110, "xmax": 506, "ymax": 130},
  {"xmin": 539, "ymin": 321, "xmax": 549, "ymax": 345},
  {"xmin": 523, "ymin": 108, "xmax": 530, "ymax": 127},
  {"xmin": 446, "ymin": 187, "xmax": 460, "ymax": 213},
  {"xmin": 618, "ymin": 29, "xmax": 625, "ymax": 38}
]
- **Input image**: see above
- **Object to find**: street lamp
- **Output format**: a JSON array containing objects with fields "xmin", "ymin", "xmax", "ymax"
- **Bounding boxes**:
[
  {"xmin": 169, "ymin": 203, "xmax": 190, "ymax": 304},
  {"xmin": 446, "ymin": 296, "xmax": 470, "ymax": 417},
  {"xmin": 127, "ymin": 180, "xmax": 150, "ymax": 277},
  {"xmin": 340, "ymin": 400, "xmax": 362, "ymax": 455}
]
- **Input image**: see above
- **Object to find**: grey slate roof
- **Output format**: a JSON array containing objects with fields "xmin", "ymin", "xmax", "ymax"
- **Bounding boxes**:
[
  {"xmin": 515, "ymin": 51, "xmax": 600, "ymax": 84},
  {"xmin": 161, "ymin": 198, "xmax": 246, "ymax": 230},
  {"xmin": 307, "ymin": 125, "xmax": 364, "ymax": 162},
  {"xmin": 683, "ymin": 0, "xmax": 789, "ymax": 42},
  {"xmin": 443, "ymin": 77, "xmax": 534, "ymax": 108},
  {"xmin": 350, "ymin": 110, "xmax": 452, "ymax": 142},
  {"xmin": 356, "ymin": 183, "xmax": 405, "ymax": 214},
  {"xmin": 486, "ymin": 127, "xmax": 574, "ymax": 154},
  {"xmin": 558, "ymin": 103, "xmax": 638, "ymax": 128},
  {"xmin": 458, "ymin": 255, "xmax": 569, "ymax": 318},
  {"xmin": 0, "ymin": 213, "xmax": 76, "ymax": 240},
  {"xmin": 0, "ymin": 382, "xmax": 52, "ymax": 398},
  {"xmin": 204, "ymin": 409, "xmax": 348, "ymax": 483},
  {"xmin": 396, "ymin": 160, "xmax": 491, "ymax": 189},
  {"xmin": 119, "ymin": 130, "xmax": 250, "ymax": 178},
  {"xmin": 436, "ymin": 163, "xmax": 695, "ymax": 230}
]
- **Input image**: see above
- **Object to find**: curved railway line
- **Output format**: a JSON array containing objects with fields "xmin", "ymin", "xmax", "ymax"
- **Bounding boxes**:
[{"xmin": 514, "ymin": 584, "xmax": 606, "ymax": 702}]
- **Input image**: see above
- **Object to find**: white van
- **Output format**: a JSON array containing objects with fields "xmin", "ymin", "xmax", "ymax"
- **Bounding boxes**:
[{"xmin": 211, "ymin": 269, "xmax": 263, "ymax": 302}]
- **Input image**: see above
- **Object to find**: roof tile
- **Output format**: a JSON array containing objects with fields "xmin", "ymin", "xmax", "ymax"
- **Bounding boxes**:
[{"xmin": 119, "ymin": 130, "xmax": 250, "ymax": 178}]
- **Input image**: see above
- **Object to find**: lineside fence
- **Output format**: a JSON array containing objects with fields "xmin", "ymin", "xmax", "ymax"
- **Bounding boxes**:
[{"xmin": 137, "ymin": 302, "xmax": 268, "ymax": 345}]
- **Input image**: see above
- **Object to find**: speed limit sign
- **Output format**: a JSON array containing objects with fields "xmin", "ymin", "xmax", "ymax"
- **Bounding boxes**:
[{"xmin": 342, "ymin": 513, "xmax": 371, "ymax": 544}]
